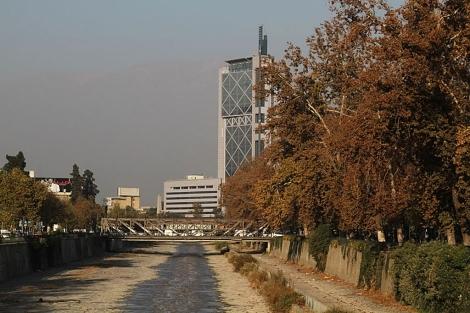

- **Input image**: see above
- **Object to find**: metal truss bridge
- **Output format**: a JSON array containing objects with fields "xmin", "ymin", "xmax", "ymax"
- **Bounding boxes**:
[{"xmin": 101, "ymin": 217, "xmax": 270, "ymax": 239}]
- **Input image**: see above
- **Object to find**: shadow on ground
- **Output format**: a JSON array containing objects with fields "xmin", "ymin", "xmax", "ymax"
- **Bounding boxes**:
[{"xmin": 0, "ymin": 254, "xmax": 135, "ymax": 312}]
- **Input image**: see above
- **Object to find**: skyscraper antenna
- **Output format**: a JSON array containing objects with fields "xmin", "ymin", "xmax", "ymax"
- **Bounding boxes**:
[{"xmin": 258, "ymin": 25, "xmax": 268, "ymax": 55}]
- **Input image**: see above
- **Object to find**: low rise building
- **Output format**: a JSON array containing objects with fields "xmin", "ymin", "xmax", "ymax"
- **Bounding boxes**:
[
  {"xmin": 29, "ymin": 171, "xmax": 72, "ymax": 202},
  {"xmin": 106, "ymin": 187, "xmax": 140, "ymax": 210},
  {"xmin": 164, "ymin": 175, "xmax": 221, "ymax": 217}
]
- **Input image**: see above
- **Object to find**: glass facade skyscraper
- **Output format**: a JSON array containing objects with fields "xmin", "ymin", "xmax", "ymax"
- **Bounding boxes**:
[{"xmin": 218, "ymin": 27, "xmax": 273, "ymax": 181}]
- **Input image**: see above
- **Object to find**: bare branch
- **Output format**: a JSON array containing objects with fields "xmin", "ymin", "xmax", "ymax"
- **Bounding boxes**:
[{"xmin": 440, "ymin": 80, "xmax": 463, "ymax": 114}]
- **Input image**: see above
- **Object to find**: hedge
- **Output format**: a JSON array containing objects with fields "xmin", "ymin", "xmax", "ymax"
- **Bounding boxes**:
[{"xmin": 392, "ymin": 241, "xmax": 470, "ymax": 313}]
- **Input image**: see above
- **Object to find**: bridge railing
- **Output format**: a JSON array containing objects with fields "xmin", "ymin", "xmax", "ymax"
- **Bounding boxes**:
[{"xmin": 100, "ymin": 217, "xmax": 268, "ymax": 237}]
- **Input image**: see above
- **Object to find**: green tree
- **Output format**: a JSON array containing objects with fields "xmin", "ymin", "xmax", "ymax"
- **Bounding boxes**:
[
  {"xmin": 0, "ymin": 168, "xmax": 48, "ymax": 228},
  {"xmin": 213, "ymin": 207, "xmax": 223, "ymax": 218},
  {"xmin": 145, "ymin": 207, "xmax": 158, "ymax": 218},
  {"xmin": 40, "ymin": 193, "xmax": 68, "ymax": 229},
  {"xmin": 82, "ymin": 169, "xmax": 99, "ymax": 202},
  {"xmin": 124, "ymin": 205, "xmax": 138, "ymax": 218},
  {"xmin": 108, "ymin": 203, "xmax": 123, "ymax": 218},
  {"xmin": 70, "ymin": 164, "xmax": 82, "ymax": 204},
  {"xmin": 2, "ymin": 151, "xmax": 26, "ymax": 172},
  {"xmin": 192, "ymin": 203, "xmax": 204, "ymax": 218}
]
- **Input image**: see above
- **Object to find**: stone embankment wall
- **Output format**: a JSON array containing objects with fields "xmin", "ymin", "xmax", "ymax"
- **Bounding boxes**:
[
  {"xmin": 0, "ymin": 235, "xmax": 111, "ymax": 283},
  {"xmin": 0, "ymin": 242, "xmax": 32, "ymax": 282},
  {"xmin": 268, "ymin": 237, "xmax": 394, "ymax": 297}
]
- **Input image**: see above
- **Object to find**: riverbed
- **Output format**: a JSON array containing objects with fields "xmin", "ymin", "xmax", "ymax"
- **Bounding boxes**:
[{"xmin": 0, "ymin": 242, "xmax": 269, "ymax": 312}]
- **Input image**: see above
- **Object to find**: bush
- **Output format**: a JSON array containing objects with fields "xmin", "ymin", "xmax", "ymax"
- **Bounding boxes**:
[
  {"xmin": 260, "ymin": 271, "xmax": 304, "ymax": 313},
  {"xmin": 226, "ymin": 252, "xmax": 258, "ymax": 272},
  {"xmin": 226, "ymin": 252, "xmax": 304, "ymax": 312},
  {"xmin": 240, "ymin": 261, "xmax": 259, "ymax": 276},
  {"xmin": 392, "ymin": 241, "xmax": 470, "ymax": 313},
  {"xmin": 308, "ymin": 224, "xmax": 333, "ymax": 271},
  {"xmin": 247, "ymin": 269, "xmax": 269, "ymax": 288},
  {"xmin": 214, "ymin": 241, "xmax": 229, "ymax": 250}
]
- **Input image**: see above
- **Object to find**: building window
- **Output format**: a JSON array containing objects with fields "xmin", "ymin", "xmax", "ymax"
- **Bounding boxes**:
[
  {"xmin": 255, "ymin": 113, "xmax": 265, "ymax": 123},
  {"xmin": 197, "ymin": 186, "xmax": 205, "ymax": 189},
  {"xmin": 181, "ymin": 186, "xmax": 188, "ymax": 189},
  {"xmin": 173, "ymin": 187, "xmax": 180, "ymax": 190},
  {"xmin": 190, "ymin": 186, "xmax": 196, "ymax": 189},
  {"xmin": 205, "ymin": 185, "xmax": 213, "ymax": 188},
  {"xmin": 166, "ymin": 191, "xmax": 216, "ymax": 195}
]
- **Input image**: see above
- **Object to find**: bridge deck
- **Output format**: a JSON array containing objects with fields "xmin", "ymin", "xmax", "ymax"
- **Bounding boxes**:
[{"xmin": 117, "ymin": 236, "xmax": 271, "ymax": 242}]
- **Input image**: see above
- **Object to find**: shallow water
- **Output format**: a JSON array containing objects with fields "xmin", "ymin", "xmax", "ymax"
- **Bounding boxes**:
[{"xmin": 123, "ymin": 243, "xmax": 223, "ymax": 313}]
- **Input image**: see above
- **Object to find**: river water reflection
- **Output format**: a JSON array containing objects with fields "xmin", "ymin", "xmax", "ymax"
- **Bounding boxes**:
[{"xmin": 123, "ymin": 243, "xmax": 223, "ymax": 313}]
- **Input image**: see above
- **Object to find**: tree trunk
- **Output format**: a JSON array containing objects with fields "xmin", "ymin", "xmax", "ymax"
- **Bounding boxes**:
[
  {"xmin": 446, "ymin": 227, "xmax": 456, "ymax": 245},
  {"xmin": 303, "ymin": 224, "xmax": 309, "ymax": 236},
  {"xmin": 462, "ymin": 228, "xmax": 470, "ymax": 246},
  {"xmin": 377, "ymin": 230, "xmax": 386, "ymax": 243},
  {"xmin": 397, "ymin": 227, "xmax": 404, "ymax": 246}
]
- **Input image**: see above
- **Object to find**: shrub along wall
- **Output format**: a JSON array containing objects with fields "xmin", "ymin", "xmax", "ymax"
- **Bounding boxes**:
[
  {"xmin": 270, "ymin": 234, "xmax": 470, "ymax": 313},
  {"xmin": 391, "ymin": 242, "xmax": 470, "ymax": 313}
]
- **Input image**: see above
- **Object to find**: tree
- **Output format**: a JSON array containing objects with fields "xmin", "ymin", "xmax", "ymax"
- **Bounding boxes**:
[
  {"xmin": 192, "ymin": 203, "xmax": 204, "ymax": 218},
  {"xmin": 221, "ymin": 157, "xmax": 273, "ymax": 220},
  {"xmin": 213, "ymin": 207, "xmax": 223, "ymax": 218},
  {"xmin": 334, "ymin": 0, "xmax": 470, "ymax": 242},
  {"xmin": 222, "ymin": 0, "xmax": 469, "ymax": 243},
  {"xmin": 254, "ymin": 152, "xmax": 336, "ymax": 234},
  {"xmin": 70, "ymin": 164, "xmax": 82, "ymax": 204},
  {"xmin": 82, "ymin": 169, "xmax": 99, "ymax": 202},
  {"xmin": 124, "ymin": 206, "xmax": 139, "ymax": 218},
  {"xmin": 3, "ymin": 151, "xmax": 26, "ymax": 172},
  {"xmin": 454, "ymin": 126, "xmax": 470, "ymax": 245},
  {"xmin": 0, "ymin": 168, "xmax": 48, "ymax": 229},
  {"xmin": 40, "ymin": 193, "xmax": 68, "ymax": 229},
  {"xmin": 71, "ymin": 197, "xmax": 102, "ymax": 231},
  {"xmin": 145, "ymin": 207, "xmax": 158, "ymax": 218},
  {"xmin": 108, "ymin": 203, "xmax": 123, "ymax": 218}
]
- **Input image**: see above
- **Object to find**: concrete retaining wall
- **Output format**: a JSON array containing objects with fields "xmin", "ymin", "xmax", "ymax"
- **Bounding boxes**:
[
  {"xmin": 269, "ymin": 236, "xmax": 396, "ymax": 297},
  {"xmin": 380, "ymin": 253, "xmax": 395, "ymax": 296},
  {"xmin": 0, "ymin": 235, "xmax": 108, "ymax": 283},
  {"xmin": 297, "ymin": 241, "xmax": 317, "ymax": 268},
  {"xmin": 0, "ymin": 242, "xmax": 32, "ymax": 282},
  {"xmin": 269, "ymin": 237, "xmax": 291, "ymax": 261},
  {"xmin": 106, "ymin": 238, "xmax": 124, "ymax": 252},
  {"xmin": 325, "ymin": 243, "xmax": 362, "ymax": 286}
]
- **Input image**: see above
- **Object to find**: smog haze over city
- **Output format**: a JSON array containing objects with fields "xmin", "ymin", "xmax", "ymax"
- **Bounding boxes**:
[{"xmin": 0, "ymin": 0, "xmax": 336, "ymax": 205}]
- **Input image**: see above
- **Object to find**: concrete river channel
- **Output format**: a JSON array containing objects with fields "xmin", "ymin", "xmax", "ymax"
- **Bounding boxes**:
[
  {"xmin": 0, "ymin": 242, "xmax": 269, "ymax": 312},
  {"xmin": 123, "ymin": 243, "xmax": 222, "ymax": 312}
]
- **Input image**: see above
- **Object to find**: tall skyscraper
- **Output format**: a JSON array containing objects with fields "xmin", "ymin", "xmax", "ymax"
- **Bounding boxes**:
[{"xmin": 217, "ymin": 26, "xmax": 274, "ymax": 181}]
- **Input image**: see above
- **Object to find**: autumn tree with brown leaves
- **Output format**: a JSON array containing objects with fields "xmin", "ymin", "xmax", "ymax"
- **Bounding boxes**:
[
  {"xmin": 222, "ymin": 0, "xmax": 469, "ymax": 245},
  {"xmin": 71, "ymin": 197, "xmax": 102, "ymax": 231},
  {"xmin": 221, "ymin": 157, "xmax": 273, "ymax": 220}
]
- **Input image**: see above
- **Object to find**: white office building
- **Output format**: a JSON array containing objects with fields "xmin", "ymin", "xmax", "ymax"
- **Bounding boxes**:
[
  {"xmin": 163, "ymin": 175, "xmax": 221, "ymax": 217},
  {"xmin": 218, "ymin": 26, "xmax": 274, "ymax": 181}
]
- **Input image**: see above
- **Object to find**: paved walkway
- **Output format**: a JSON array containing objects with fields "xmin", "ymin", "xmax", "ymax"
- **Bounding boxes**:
[{"xmin": 253, "ymin": 254, "xmax": 414, "ymax": 313}]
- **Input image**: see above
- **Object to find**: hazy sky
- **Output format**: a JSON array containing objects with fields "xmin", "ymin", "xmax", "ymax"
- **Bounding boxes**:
[{"xmin": 0, "ymin": 0, "xmax": 400, "ymax": 205}]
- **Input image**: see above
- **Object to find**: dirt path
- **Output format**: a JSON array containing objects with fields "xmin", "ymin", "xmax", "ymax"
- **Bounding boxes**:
[{"xmin": 254, "ymin": 254, "xmax": 414, "ymax": 313}]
